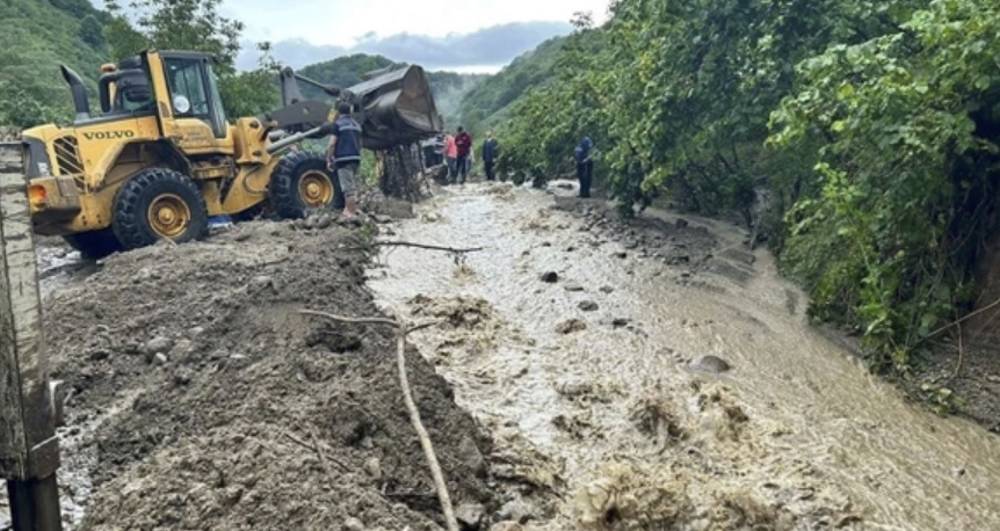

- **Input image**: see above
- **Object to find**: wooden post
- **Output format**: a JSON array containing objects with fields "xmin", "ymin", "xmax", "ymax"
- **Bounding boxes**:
[{"xmin": 0, "ymin": 139, "xmax": 62, "ymax": 530}]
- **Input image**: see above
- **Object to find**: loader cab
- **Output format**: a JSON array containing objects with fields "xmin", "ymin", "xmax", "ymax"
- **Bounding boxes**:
[
  {"xmin": 158, "ymin": 51, "xmax": 228, "ymax": 139},
  {"xmin": 98, "ymin": 51, "xmax": 228, "ymax": 140}
]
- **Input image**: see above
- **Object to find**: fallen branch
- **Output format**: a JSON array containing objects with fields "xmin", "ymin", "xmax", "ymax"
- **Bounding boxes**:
[
  {"xmin": 282, "ymin": 430, "xmax": 349, "ymax": 473},
  {"xmin": 346, "ymin": 241, "xmax": 484, "ymax": 254},
  {"xmin": 953, "ymin": 320, "xmax": 965, "ymax": 381},
  {"xmin": 299, "ymin": 309, "xmax": 458, "ymax": 531},
  {"xmin": 924, "ymin": 295, "xmax": 1000, "ymax": 343},
  {"xmin": 299, "ymin": 309, "xmax": 398, "ymax": 328}
]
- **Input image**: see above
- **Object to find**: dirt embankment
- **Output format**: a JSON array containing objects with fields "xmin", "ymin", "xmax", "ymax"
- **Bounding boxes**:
[{"xmin": 35, "ymin": 218, "xmax": 496, "ymax": 529}]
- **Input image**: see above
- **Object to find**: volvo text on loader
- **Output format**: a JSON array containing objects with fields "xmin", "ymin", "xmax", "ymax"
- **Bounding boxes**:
[{"xmin": 20, "ymin": 50, "xmax": 443, "ymax": 258}]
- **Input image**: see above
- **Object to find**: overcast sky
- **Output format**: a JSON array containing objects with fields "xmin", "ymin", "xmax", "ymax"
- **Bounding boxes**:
[
  {"xmin": 217, "ymin": 0, "xmax": 611, "ymax": 47},
  {"xmin": 94, "ymin": 0, "xmax": 612, "ymax": 72}
]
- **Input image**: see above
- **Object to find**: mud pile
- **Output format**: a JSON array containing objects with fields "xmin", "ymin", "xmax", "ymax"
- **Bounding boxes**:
[{"xmin": 40, "ymin": 219, "xmax": 495, "ymax": 529}]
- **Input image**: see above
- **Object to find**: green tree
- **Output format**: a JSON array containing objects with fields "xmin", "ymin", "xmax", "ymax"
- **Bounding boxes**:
[
  {"xmin": 218, "ymin": 42, "xmax": 279, "ymax": 118},
  {"xmin": 105, "ymin": 0, "xmax": 242, "ymax": 71},
  {"xmin": 104, "ymin": 0, "xmax": 278, "ymax": 119},
  {"xmin": 769, "ymin": 0, "xmax": 1000, "ymax": 368}
]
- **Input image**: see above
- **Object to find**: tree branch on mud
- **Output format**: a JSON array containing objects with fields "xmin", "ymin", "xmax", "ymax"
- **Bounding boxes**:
[
  {"xmin": 346, "ymin": 240, "xmax": 485, "ymax": 267},
  {"xmin": 298, "ymin": 309, "xmax": 458, "ymax": 531},
  {"xmin": 282, "ymin": 430, "xmax": 349, "ymax": 474},
  {"xmin": 347, "ymin": 241, "xmax": 485, "ymax": 254},
  {"xmin": 922, "ymin": 295, "xmax": 1000, "ymax": 345}
]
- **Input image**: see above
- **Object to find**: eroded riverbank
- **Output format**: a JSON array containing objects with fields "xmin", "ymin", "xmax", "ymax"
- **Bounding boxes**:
[{"xmin": 368, "ymin": 182, "xmax": 1000, "ymax": 529}]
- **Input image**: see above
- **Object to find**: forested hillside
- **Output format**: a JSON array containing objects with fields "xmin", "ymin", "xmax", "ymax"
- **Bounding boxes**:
[
  {"xmin": 0, "ymin": 0, "xmax": 111, "ymax": 127},
  {"xmin": 456, "ymin": 36, "xmax": 570, "ymax": 133},
  {"xmin": 493, "ymin": 0, "xmax": 1000, "ymax": 371}
]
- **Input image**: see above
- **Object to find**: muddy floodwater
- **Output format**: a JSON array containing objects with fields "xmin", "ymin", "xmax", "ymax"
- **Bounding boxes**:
[{"xmin": 368, "ymin": 182, "xmax": 1000, "ymax": 529}]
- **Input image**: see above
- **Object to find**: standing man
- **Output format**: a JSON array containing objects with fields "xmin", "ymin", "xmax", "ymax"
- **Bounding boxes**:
[
  {"xmin": 326, "ymin": 102, "xmax": 363, "ymax": 220},
  {"xmin": 574, "ymin": 136, "xmax": 595, "ymax": 198},
  {"xmin": 454, "ymin": 126, "xmax": 473, "ymax": 185},
  {"xmin": 443, "ymin": 131, "xmax": 458, "ymax": 184},
  {"xmin": 482, "ymin": 131, "xmax": 499, "ymax": 181}
]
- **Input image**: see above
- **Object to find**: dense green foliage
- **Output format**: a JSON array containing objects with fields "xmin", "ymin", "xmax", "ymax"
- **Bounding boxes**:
[
  {"xmin": 0, "ymin": 0, "xmax": 111, "ymax": 127},
  {"xmin": 770, "ymin": 0, "xmax": 1000, "ymax": 367},
  {"xmin": 494, "ymin": 0, "xmax": 1000, "ymax": 368}
]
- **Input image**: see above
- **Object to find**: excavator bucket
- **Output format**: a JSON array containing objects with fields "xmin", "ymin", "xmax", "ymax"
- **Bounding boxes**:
[{"xmin": 348, "ymin": 65, "xmax": 444, "ymax": 150}]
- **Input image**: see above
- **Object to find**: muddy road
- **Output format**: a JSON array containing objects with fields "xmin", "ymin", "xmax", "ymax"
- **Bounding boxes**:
[{"xmin": 369, "ymin": 182, "xmax": 1000, "ymax": 529}]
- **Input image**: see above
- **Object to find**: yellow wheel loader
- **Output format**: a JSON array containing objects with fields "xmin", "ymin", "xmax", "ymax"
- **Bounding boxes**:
[{"xmin": 20, "ymin": 50, "xmax": 442, "ymax": 258}]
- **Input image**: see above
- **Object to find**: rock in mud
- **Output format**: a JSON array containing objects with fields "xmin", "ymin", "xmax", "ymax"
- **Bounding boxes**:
[
  {"xmin": 343, "ymin": 516, "xmax": 366, "ymax": 531},
  {"xmin": 456, "ymin": 502, "xmax": 487, "ymax": 528},
  {"xmin": 690, "ymin": 355, "xmax": 732, "ymax": 374},
  {"xmin": 498, "ymin": 498, "xmax": 535, "ymax": 524},
  {"xmin": 540, "ymin": 271, "xmax": 559, "ymax": 283},
  {"xmin": 564, "ymin": 283, "xmax": 585, "ymax": 292},
  {"xmin": 578, "ymin": 300, "xmax": 599, "ymax": 312},
  {"xmin": 250, "ymin": 275, "xmax": 273, "ymax": 290},
  {"xmin": 363, "ymin": 456, "xmax": 382, "ymax": 480},
  {"xmin": 173, "ymin": 368, "xmax": 193, "ymax": 386},
  {"xmin": 611, "ymin": 318, "xmax": 631, "ymax": 328},
  {"xmin": 142, "ymin": 336, "xmax": 174, "ymax": 356},
  {"xmin": 556, "ymin": 319, "xmax": 587, "ymax": 334}
]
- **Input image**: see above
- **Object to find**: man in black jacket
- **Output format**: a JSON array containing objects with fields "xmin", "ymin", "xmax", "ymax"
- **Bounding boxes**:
[
  {"xmin": 326, "ymin": 102, "xmax": 363, "ymax": 219},
  {"xmin": 482, "ymin": 131, "xmax": 499, "ymax": 181},
  {"xmin": 574, "ymin": 137, "xmax": 594, "ymax": 198}
]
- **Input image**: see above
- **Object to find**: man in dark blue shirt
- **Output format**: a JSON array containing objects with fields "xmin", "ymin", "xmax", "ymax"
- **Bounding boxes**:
[
  {"xmin": 482, "ymin": 131, "xmax": 499, "ymax": 181},
  {"xmin": 326, "ymin": 102, "xmax": 363, "ymax": 219},
  {"xmin": 574, "ymin": 136, "xmax": 594, "ymax": 198}
]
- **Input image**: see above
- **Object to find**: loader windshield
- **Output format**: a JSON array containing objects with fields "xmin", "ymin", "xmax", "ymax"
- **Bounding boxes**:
[{"xmin": 164, "ymin": 56, "xmax": 227, "ymax": 138}]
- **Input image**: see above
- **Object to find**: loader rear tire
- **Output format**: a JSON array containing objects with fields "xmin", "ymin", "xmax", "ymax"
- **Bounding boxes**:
[
  {"xmin": 112, "ymin": 167, "xmax": 209, "ymax": 251},
  {"xmin": 64, "ymin": 229, "xmax": 123, "ymax": 260},
  {"xmin": 269, "ymin": 151, "xmax": 344, "ymax": 219}
]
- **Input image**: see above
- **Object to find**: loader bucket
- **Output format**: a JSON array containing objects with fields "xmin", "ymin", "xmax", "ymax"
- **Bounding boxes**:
[{"xmin": 348, "ymin": 66, "xmax": 444, "ymax": 150}]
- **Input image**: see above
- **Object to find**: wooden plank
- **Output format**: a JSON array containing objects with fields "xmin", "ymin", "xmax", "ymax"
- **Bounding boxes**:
[{"xmin": 0, "ymin": 141, "xmax": 59, "ymax": 480}]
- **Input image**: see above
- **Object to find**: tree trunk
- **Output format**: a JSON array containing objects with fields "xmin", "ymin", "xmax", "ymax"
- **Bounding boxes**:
[{"xmin": 378, "ymin": 143, "xmax": 432, "ymax": 201}]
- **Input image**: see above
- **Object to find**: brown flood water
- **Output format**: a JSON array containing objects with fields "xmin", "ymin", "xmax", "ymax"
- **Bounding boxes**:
[{"xmin": 368, "ymin": 182, "xmax": 1000, "ymax": 530}]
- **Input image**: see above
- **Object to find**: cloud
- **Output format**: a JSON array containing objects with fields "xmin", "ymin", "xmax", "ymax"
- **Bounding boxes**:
[{"xmin": 237, "ymin": 21, "xmax": 572, "ymax": 72}]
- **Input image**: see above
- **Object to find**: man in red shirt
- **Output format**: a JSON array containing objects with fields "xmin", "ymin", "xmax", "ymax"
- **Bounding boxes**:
[{"xmin": 454, "ymin": 126, "xmax": 473, "ymax": 184}]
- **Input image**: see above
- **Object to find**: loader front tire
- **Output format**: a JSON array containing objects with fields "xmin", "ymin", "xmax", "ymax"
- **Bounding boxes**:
[
  {"xmin": 112, "ymin": 168, "xmax": 209, "ymax": 251},
  {"xmin": 269, "ymin": 151, "xmax": 344, "ymax": 219},
  {"xmin": 64, "ymin": 229, "xmax": 123, "ymax": 260}
]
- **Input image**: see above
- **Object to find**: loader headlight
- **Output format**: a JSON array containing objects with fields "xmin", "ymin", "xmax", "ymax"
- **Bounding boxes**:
[{"xmin": 28, "ymin": 185, "xmax": 48, "ymax": 207}]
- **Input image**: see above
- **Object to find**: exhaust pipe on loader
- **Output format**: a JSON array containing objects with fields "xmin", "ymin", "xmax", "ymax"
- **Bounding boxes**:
[{"xmin": 60, "ymin": 65, "xmax": 91, "ymax": 121}]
